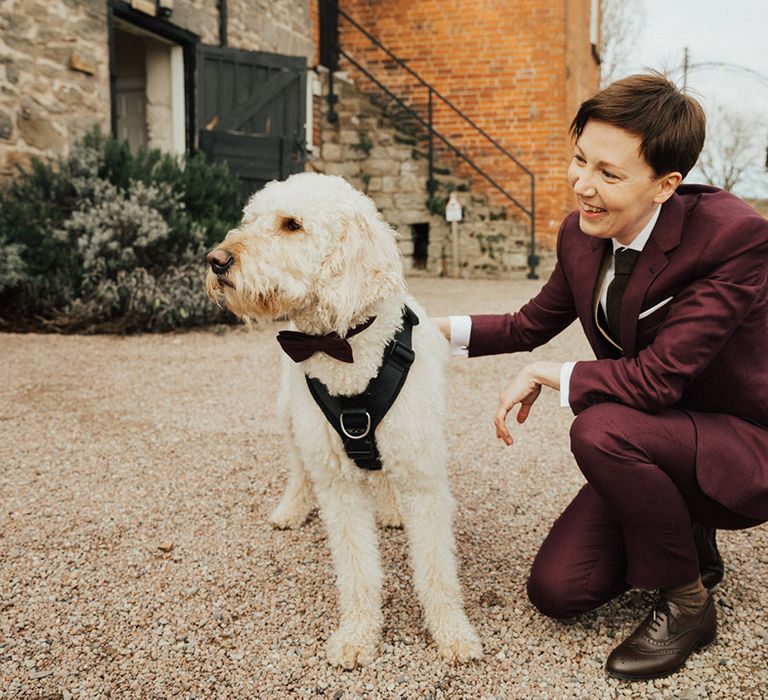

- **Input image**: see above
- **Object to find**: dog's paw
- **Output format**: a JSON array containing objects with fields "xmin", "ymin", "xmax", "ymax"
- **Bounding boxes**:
[
  {"xmin": 435, "ymin": 622, "xmax": 483, "ymax": 663},
  {"xmin": 326, "ymin": 628, "xmax": 378, "ymax": 669},
  {"xmin": 376, "ymin": 512, "xmax": 403, "ymax": 529},
  {"xmin": 268, "ymin": 503, "xmax": 312, "ymax": 530}
]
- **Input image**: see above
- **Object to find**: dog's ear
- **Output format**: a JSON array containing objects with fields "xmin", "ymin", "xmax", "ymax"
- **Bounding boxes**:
[{"xmin": 314, "ymin": 201, "xmax": 405, "ymax": 334}]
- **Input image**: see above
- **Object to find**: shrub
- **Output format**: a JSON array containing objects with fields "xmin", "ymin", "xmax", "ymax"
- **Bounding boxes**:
[{"xmin": 0, "ymin": 129, "xmax": 244, "ymax": 332}]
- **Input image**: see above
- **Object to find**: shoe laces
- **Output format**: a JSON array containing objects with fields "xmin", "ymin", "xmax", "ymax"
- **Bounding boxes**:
[{"xmin": 641, "ymin": 591, "xmax": 680, "ymax": 635}]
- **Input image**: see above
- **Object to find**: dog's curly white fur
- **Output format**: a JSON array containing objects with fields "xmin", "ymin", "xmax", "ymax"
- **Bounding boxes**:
[{"xmin": 206, "ymin": 173, "xmax": 481, "ymax": 668}]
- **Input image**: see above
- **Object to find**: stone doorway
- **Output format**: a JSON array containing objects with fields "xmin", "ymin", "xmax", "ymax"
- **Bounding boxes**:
[
  {"xmin": 411, "ymin": 223, "xmax": 430, "ymax": 270},
  {"xmin": 113, "ymin": 20, "xmax": 186, "ymax": 155}
]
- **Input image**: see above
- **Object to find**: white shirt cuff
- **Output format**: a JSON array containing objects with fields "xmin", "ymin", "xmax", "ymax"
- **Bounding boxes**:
[
  {"xmin": 449, "ymin": 315, "xmax": 471, "ymax": 357},
  {"xmin": 559, "ymin": 361, "xmax": 577, "ymax": 408}
]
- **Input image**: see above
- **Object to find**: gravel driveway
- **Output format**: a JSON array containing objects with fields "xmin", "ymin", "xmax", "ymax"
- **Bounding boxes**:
[{"xmin": 1, "ymin": 276, "xmax": 766, "ymax": 699}]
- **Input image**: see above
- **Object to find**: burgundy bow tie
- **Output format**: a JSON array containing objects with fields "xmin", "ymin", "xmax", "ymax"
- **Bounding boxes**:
[{"xmin": 276, "ymin": 317, "xmax": 376, "ymax": 363}]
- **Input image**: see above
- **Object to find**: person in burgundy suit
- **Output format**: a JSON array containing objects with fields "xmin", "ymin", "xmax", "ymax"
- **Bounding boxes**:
[{"xmin": 436, "ymin": 73, "xmax": 768, "ymax": 680}]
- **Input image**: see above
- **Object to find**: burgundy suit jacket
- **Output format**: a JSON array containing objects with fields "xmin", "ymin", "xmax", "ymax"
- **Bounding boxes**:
[{"xmin": 469, "ymin": 185, "xmax": 768, "ymax": 520}]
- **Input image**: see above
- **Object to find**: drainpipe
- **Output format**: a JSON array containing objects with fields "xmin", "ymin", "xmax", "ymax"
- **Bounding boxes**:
[
  {"xmin": 107, "ymin": 4, "xmax": 117, "ymax": 137},
  {"xmin": 218, "ymin": 0, "xmax": 227, "ymax": 46},
  {"xmin": 320, "ymin": 0, "xmax": 339, "ymax": 123}
]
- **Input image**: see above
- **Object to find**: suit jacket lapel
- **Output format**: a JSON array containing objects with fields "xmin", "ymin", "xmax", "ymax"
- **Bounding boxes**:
[
  {"xmin": 620, "ymin": 195, "xmax": 686, "ymax": 354},
  {"xmin": 581, "ymin": 237, "xmax": 620, "ymax": 357},
  {"xmin": 592, "ymin": 246, "xmax": 623, "ymax": 354}
]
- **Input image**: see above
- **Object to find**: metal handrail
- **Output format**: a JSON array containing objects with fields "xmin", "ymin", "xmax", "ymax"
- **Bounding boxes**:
[
  {"xmin": 341, "ymin": 51, "xmax": 532, "ymax": 217},
  {"xmin": 336, "ymin": 5, "xmax": 535, "ymax": 180},
  {"xmin": 321, "ymin": 0, "xmax": 538, "ymax": 278}
]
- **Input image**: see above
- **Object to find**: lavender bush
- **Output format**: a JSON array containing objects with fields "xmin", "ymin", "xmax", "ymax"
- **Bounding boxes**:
[{"xmin": 0, "ymin": 129, "xmax": 243, "ymax": 332}]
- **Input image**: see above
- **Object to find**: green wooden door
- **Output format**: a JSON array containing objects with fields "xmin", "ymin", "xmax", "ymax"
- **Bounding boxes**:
[{"xmin": 197, "ymin": 45, "xmax": 307, "ymax": 199}]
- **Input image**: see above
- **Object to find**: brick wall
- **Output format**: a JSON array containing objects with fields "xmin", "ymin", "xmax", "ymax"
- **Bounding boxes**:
[{"xmin": 325, "ymin": 0, "xmax": 600, "ymax": 248}]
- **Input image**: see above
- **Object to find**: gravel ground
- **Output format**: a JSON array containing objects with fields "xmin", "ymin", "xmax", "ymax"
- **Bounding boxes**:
[{"xmin": 1, "ymin": 276, "xmax": 767, "ymax": 700}]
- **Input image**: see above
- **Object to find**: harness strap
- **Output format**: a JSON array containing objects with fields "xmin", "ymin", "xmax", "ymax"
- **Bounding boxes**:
[{"xmin": 305, "ymin": 306, "xmax": 419, "ymax": 470}]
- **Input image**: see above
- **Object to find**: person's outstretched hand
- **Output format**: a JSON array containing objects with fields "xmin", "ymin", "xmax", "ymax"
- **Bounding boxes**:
[{"xmin": 494, "ymin": 361, "xmax": 562, "ymax": 446}]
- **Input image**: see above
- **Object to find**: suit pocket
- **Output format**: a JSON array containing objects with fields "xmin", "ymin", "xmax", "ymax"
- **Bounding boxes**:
[
  {"xmin": 636, "ymin": 298, "xmax": 673, "ymax": 339},
  {"xmin": 638, "ymin": 296, "xmax": 673, "ymax": 319}
]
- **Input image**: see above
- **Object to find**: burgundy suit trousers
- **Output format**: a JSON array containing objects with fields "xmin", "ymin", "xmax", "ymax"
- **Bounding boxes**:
[{"xmin": 527, "ymin": 403, "xmax": 763, "ymax": 619}]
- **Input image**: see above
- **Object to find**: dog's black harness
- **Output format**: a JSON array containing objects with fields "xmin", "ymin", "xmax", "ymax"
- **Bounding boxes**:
[{"xmin": 305, "ymin": 306, "xmax": 419, "ymax": 471}]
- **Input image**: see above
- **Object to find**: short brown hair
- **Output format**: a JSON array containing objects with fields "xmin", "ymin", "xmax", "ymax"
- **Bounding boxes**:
[{"xmin": 570, "ymin": 73, "xmax": 706, "ymax": 178}]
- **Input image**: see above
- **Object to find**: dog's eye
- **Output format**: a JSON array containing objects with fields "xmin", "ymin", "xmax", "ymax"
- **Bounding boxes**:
[{"xmin": 281, "ymin": 217, "xmax": 303, "ymax": 232}]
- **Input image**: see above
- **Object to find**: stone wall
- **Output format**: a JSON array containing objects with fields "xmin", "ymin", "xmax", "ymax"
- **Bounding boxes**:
[
  {"xmin": 171, "ymin": 0, "xmax": 312, "ymax": 58},
  {"xmin": 0, "ymin": 0, "xmax": 110, "ymax": 176},
  {"xmin": 227, "ymin": 0, "xmax": 312, "ymax": 59},
  {"xmin": 0, "ymin": 0, "xmax": 311, "ymax": 179},
  {"xmin": 162, "ymin": 0, "xmax": 218, "ymax": 44}
]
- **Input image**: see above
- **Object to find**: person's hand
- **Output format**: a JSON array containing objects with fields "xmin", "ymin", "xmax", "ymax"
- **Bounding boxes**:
[
  {"xmin": 432, "ymin": 317, "xmax": 451, "ymax": 341},
  {"xmin": 494, "ymin": 367, "xmax": 542, "ymax": 445},
  {"xmin": 494, "ymin": 361, "xmax": 562, "ymax": 446}
]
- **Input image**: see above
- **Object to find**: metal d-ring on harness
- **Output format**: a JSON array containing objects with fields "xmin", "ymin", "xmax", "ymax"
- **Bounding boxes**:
[{"xmin": 305, "ymin": 306, "xmax": 419, "ymax": 470}]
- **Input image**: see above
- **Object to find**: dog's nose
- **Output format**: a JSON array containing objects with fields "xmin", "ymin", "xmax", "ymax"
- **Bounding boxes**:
[{"xmin": 207, "ymin": 249, "xmax": 233, "ymax": 275}]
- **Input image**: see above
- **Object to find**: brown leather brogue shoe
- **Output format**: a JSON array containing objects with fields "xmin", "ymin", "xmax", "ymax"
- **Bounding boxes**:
[
  {"xmin": 693, "ymin": 523, "xmax": 724, "ymax": 589},
  {"xmin": 606, "ymin": 594, "xmax": 717, "ymax": 681}
]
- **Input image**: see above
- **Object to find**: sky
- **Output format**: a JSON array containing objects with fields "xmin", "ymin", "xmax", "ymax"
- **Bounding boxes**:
[{"xmin": 621, "ymin": 0, "xmax": 768, "ymax": 197}]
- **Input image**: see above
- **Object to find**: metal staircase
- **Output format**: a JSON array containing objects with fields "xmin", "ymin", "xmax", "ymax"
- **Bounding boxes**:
[{"xmin": 318, "ymin": 0, "xmax": 539, "ymax": 279}]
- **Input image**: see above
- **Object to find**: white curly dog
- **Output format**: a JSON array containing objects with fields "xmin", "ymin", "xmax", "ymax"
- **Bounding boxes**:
[{"xmin": 206, "ymin": 172, "xmax": 481, "ymax": 668}]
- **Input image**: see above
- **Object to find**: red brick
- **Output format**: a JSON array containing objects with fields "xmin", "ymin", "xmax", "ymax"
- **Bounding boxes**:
[{"xmin": 316, "ymin": 0, "xmax": 600, "ymax": 248}]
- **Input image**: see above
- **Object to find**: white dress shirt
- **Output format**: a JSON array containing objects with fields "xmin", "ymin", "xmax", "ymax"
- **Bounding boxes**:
[{"xmin": 449, "ymin": 205, "xmax": 662, "ymax": 408}]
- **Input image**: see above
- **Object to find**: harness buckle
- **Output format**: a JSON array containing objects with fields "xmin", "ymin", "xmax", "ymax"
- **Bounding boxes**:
[
  {"xmin": 388, "ymin": 340, "xmax": 415, "ymax": 368},
  {"xmin": 339, "ymin": 409, "xmax": 372, "ymax": 440}
]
